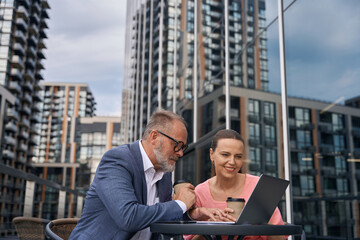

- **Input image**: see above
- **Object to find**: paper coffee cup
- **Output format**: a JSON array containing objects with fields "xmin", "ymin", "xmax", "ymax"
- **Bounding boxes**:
[
  {"xmin": 173, "ymin": 179, "xmax": 191, "ymax": 194},
  {"xmin": 226, "ymin": 197, "xmax": 245, "ymax": 219}
]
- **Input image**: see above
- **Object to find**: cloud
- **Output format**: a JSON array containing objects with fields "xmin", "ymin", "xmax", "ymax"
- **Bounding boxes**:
[{"xmin": 44, "ymin": 0, "xmax": 126, "ymax": 116}]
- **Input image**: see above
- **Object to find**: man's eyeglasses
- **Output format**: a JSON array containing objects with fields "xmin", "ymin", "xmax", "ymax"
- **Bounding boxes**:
[{"xmin": 157, "ymin": 130, "xmax": 188, "ymax": 153}]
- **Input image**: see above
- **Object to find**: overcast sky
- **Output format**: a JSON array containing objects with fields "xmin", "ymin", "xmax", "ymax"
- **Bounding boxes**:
[
  {"xmin": 44, "ymin": 0, "xmax": 360, "ymax": 116},
  {"xmin": 45, "ymin": 0, "xmax": 126, "ymax": 116}
]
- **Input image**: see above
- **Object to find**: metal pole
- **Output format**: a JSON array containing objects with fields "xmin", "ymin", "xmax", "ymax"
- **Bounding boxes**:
[
  {"xmin": 193, "ymin": 0, "xmax": 198, "ymax": 142},
  {"xmin": 172, "ymin": 0, "xmax": 179, "ymax": 186},
  {"xmin": 224, "ymin": 0, "xmax": 230, "ymax": 129},
  {"xmin": 158, "ymin": 0, "xmax": 164, "ymax": 109},
  {"xmin": 173, "ymin": 0, "xmax": 178, "ymax": 113},
  {"xmin": 277, "ymin": 0, "xmax": 293, "ymax": 228},
  {"xmin": 147, "ymin": 0, "xmax": 154, "ymax": 121}
]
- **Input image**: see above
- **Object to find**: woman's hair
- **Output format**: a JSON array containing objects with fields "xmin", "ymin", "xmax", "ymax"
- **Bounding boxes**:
[
  {"xmin": 142, "ymin": 109, "xmax": 187, "ymax": 140},
  {"xmin": 210, "ymin": 129, "xmax": 245, "ymax": 177},
  {"xmin": 211, "ymin": 129, "xmax": 244, "ymax": 151}
]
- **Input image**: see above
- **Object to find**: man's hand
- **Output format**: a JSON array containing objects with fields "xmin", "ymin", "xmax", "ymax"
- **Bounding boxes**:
[
  {"xmin": 172, "ymin": 183, "xmax": 196, "ymax": 210},
  {"xmin": 189, "ymin": 207, "xmax": 237, "ymax": 222}
]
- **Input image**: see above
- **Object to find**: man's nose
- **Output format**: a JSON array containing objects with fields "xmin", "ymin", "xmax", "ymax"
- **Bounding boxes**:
[{"xmin": 176, "ymin": 149, "xmax": 184, "ymax": 157}]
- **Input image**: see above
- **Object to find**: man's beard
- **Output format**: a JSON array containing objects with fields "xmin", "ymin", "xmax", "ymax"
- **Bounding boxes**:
[{"xmin": 153, "ymin": 146, "xmax": 176, "ymax": 172}]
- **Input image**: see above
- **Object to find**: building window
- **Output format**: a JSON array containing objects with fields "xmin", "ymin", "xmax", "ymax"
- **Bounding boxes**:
[
  {"xmin": 248, "ymin": 99, "xmax": 260, "ymax": 121},
  {"xmin": 249, "ymin": 147, "xmax": 261, "ymax": 173}
]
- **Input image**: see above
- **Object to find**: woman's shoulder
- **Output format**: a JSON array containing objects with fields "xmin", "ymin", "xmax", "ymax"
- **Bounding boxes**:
[
  {"xmin": 244, "ymin": 174, "xmax": 260, "ymax": 188},
  {"xmin": 195, "ymin": 178, "xmax": 211, "ymax": 191}
]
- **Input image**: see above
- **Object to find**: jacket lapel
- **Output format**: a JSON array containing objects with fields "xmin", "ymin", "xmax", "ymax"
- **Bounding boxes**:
[{"xmin": 129, "ymin": 140, "xmax": 147, "ymax": 204}]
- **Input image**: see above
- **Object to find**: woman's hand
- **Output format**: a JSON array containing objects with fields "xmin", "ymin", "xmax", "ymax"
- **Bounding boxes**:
[{"xmin": 189, "ymin": 207, "xmax": 236, "ymax": 222}]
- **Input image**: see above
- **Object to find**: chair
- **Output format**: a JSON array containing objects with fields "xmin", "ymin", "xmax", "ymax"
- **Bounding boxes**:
[
  {"xmin": 45, "ymin": 218, "xmax": 79, "ymax": 240},
  {"xmin": 12, "ymin": 216, "xmax": 50, "ymax": 240}
]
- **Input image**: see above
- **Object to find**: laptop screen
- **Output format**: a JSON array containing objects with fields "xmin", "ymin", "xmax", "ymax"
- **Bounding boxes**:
[{"xmin": 235, "ymin": 174, "xmax": 289, "ymax": 225}]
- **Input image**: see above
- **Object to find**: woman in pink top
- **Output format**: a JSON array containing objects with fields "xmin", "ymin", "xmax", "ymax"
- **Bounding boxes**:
[{"xmin": 184, "ymin": 129, "xmax": 286, "ymax": 240}]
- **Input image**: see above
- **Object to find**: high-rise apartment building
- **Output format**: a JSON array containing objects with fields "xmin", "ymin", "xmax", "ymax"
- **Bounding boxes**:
[
  {"xmin": 121, "ymin": 0, "xmax": 267, "ymax": 143},
  {"xmin": 121, "ymin": 0, "xmax": 360, "ymax": 238},
  {"xmin": 78, "ymin": 116, "xmax": 121, "ymax": 183},
  {"xmin": 32, "ymin": 82, "xmax": 96, "ymax": 220},
  {"xmin": 0, "ymin": 0, "xmax": 50, "ymax": 236}
]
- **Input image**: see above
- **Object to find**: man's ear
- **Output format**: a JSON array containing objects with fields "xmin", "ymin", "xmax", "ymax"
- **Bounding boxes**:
[{"xmin": 149, "ymin": 130, "xmax": 158, "ymax": 145}]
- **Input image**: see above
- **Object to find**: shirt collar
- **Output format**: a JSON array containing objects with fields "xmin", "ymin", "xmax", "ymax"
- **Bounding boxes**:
[{"xmin": 139, "ymin": 140, "xmax": 153, "ymax": 172}]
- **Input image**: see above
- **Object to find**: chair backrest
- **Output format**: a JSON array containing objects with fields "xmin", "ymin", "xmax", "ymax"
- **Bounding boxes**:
[
  {"xmin": 45, "ymin": 218, "xmax": 79, "ymax": 240},
  {"xmin": 12, "ymin": 216, "xmax": 50, "ymax": 240}
]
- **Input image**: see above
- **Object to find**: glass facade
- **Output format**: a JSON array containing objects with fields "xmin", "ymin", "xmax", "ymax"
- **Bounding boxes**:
[{"xmin": 122, "ymin": 0, "xmax": 360, "ymax": 239}]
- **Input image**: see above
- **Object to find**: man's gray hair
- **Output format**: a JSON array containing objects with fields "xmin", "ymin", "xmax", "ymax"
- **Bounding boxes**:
[{"xmin": 142, "ymin": 109, "xmax": 187, "ymax": 140}]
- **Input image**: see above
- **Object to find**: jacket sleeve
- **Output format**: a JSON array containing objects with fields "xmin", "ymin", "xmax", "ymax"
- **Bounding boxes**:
[{"xmin": 94, "ymin": 147, "xmax": 184, "ymax": 232}]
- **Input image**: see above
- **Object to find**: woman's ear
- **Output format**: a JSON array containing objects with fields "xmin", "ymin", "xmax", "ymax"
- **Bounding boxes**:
[{"xmin": 209, "ymin": 148, "xmax": 214, "ymax": 161}]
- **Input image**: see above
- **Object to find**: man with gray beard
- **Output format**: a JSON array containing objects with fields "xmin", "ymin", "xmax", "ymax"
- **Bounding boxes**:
[{"xmin": 70, "ymin": 109, "xmax": 196, "ymax": 240}]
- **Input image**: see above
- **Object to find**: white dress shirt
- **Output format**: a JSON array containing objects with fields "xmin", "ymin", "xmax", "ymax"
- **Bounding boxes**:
[{"xmin": 130, "ymin": 141, "xmax": 186, "ymax": 240}]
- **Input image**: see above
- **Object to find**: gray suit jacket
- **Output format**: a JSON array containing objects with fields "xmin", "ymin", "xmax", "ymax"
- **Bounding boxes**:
[{"xmin": 69, "ymin": 140, "xmax": 183, "ymax": 240}]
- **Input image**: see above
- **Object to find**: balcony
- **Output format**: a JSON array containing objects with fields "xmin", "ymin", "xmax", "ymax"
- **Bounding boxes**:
[
  {"xmin": 3, "ymin": 149, "xmax": 15, "ymax": 160},
  {"xmin": 15, "ymin": 30, "xmax": 26, "ymax": 44},
  {"xmin": 39, "ymin": 29, "xmax": 47, "ymax": 39},
  {"xmin": 13, "ymin": 43, "xmax": 25, "ymax": 56},
  {"xmin": 5, "ymin": 122, "xmax": 17, "ymax": 133},
  {"xmin": 352, "ymin": 128, "xmax": 360, "ymax": 137},
  {"xmin": 36, "ymin": 60, "xmax": 44, "ymax": 70},
  {"xmin": 16, "ymin": 18, "xmax": 28, "ymax": 32},
  {"xmin": 6, "ymin": 108, "xmax": 19, "ymax": 120},
  {"xmin": 29, "ymin": 24, "xmax": 39, "ymax": 36},
  {"xmin": 17, "ymin": 143, "xmax": 28, "ymax": 152},
  {"xmin": 35, "ymin": 71, "xmax": 44, "ymax": 80},
  {"xmin": 19, "ymin": 129, "xmax": 29, "ymax": 139},
  {"xmin": 21, "ymin": 105, "xmax": 31, "ymax": 116},
  {"xmin": 32, "ymin": 103, "xmax": 41, "ymax": 112},
  {"xmin": 41, "ymin": 10, "xmax": 50, "ymax": 19},
  {"xmin": 10, "ymin": 68, "xmax": 22, "ymax": 81},
  {"xmin": 38, "ymin": 38, "xmax": 46, "ymax": 49},
  {"xmin": 24, "ymin": 69, "xmax": 35, "ymax": 81},
  {"xmin": 248, "ymin": 114, "xmax": 260, "ymax": 123},
  {"xmin": 319, "ymin": 144, "xmax": 334, "ymax": 155},
  {"xmin": 30, "ymin": 13, "xmax": 40, "ymax": 25},
  {"xmin": 263, "ymin": 116, "xmax": 276, "ymax": 125},
  {"xmin": 9, "ymin": 81, "xmax": 21, "ymax": 94},
  {"xmin": 248, "ymin": 138, "xmax": 261, "ymax": 147},
  {"xmin": 321, "ymin": 167, "xmax": 336, "ymax": 176},
  {"xmin": 34, "ymin": 81, "xmax": 44, "ymax": 91},
  {"xmin": 26, "ymin": 58, "xmax": 36, "ymax": 69},
  {"xmin": 29, "ymin": 135, "xmax": 39, "ymax": 145},
  {"xmin": 303, "ymin": 145, "xmax": 316, "ymax": 153},
  {"xmin": 27, "ymin": 46, "xmax": 37, "ymax": 58},
  {"xmin": 17, "ymin": 6, "xmax": 29, "ymax": 20},
  {"xmin": 27, "ymin": 34, "xmax": 38, "ymax": 47},
  {"xmin": 30, "ymin": 115, "xmax": 41, "ymax": 123},
  {"xmin": 299, "ymin": 123, "xmax": 315, "ymax": 131},
  {"xmin": 41, "ymin": 19, "xmax": 48, "ymax": 29},
  {"xmin": 318, "ymin": 124, "xmax": 332, "ymax": 133},
  {"xmin": 20, "ymin": 118, "xmax": 30, "ymax": 129},
  {"xmin": 22, "ymin": 93, "xmax": 32, "ymax": 104},
  {"xmin": 264, "ymin": 139, "xmax": 276, "ymax": 148},
  {"xmin": 19, "ymin": 0, "xmax": 30, "ymax": 8},
  {"xmin": 32, "ymin": 1, "xmax": 41, "ymax": 13},
  {"xmin": 249, "ymin": 163, "xmax": 261, "ymax": 172},
  {"xmin": 23, "ymin": 81, "xmax": 33, "ymax": 92},
  {"xmin": 4, "ymin": 136, "xmax": 16, "ymax": 146}
]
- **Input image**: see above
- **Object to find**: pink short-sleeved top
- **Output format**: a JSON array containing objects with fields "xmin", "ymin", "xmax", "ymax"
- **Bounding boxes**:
[{"xmin": 183, "ymin": 174, "xmax": 286, "ymax": 240}]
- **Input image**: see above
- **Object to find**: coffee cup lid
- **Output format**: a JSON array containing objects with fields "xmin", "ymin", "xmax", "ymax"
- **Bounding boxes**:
[
  {"xmin": 173, "ymin": 179, "xmax": 191, "ymax": 187},
  {"xmin": 226, "ymin": 197, "xmax": 245, "ymax": 202}
]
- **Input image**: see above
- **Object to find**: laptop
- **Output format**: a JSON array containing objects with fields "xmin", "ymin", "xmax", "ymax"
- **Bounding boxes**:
[{"xmin": 196, "ymin": 174, "xmax": 289, "ymax": 225}]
